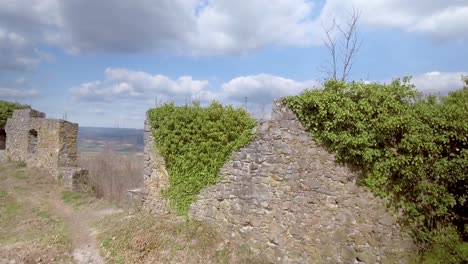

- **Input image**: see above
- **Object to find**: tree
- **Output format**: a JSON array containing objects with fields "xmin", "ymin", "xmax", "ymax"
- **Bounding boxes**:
[{"xmin": 320, "ymin": 8, "xmax": 363, "ymax": 82}]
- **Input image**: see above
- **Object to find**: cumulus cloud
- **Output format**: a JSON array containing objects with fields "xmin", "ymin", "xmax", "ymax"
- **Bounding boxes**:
[
  {"xmin": 0, "ymin": 30, "xmax": 40, "ymax": 71},
  {"xmin": 410, "ymin": 71, "xmax": 468, "ymax": 94},
  {"xmin": 55, "ymin": 0, "xmax": 195, "ymax": 54},
  {"xmin": 0, "ymin": 0, "xmax": 318, "ymax": 56},
  {"xmin": 69, "ymin": 68, "xmax": 316, "ymax": 104},
  {"xmin": 187, "ymin": 0, "xmax": 316, "ymax": 54},
  {"xmin": 219, "ymin": 74, "xmax": 316, "ymax": 104},
  {"xmin": 69, "ymin": 68, "xmax": 211, "ymax": 102},
  {"xmin": 52, "ymin": 0, "xmax": 317, "ymax": 55},
  {"xmin": 319, "ymin": 0, "xmax": 468, "ymax": 41},
  {"xmin": 69, "ymin": 69, "xmax": 317, "ymax": 119},
  {"xmin": 69, "ymin": 68, "xmax": 467, "ymax": 124},
  {"xmin": 0, "ymin": 0, "xmax": 467, "ymax": 64}
]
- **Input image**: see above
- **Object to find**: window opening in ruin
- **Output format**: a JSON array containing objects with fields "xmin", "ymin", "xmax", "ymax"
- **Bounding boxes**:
[
  {"xmin": 0, "ymin": 129, "xmax": 6, "ymax": 150},
  {"xmin": 28, "ymin": 129, "xmax": 38, "ymax": 153}
]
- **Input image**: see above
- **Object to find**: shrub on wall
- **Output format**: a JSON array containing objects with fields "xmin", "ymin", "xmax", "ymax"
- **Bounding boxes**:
[
  {"xmin": 0, "ymin": 100, "xmax": 29, "ymax": 128},
  {"xmin": 284, "ymin": 78, "xmax": 468, "ymax": 262},
  {"xmin": 148, "ymin": 102, "xmax": 256, "ymax": 214}
]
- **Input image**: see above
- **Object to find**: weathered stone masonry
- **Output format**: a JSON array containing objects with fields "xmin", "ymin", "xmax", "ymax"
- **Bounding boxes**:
[
  {"xmin": 144, "ymin": 101, "xmax": 415, "ymax": 263},
  {"xmin": 1, "ymin": 108, "xmax": 88, "ymax": 190},
  {"xmin": 141, "ymin": 117, "xmax": 170, "ymax": 213}
]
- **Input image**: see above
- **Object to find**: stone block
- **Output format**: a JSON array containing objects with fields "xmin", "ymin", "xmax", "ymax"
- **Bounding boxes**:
[{"xmin": 60, "ymin": 167, "xmax": 89, "ymax": 192}]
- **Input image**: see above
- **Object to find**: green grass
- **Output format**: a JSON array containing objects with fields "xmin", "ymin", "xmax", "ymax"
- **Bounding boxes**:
[
  {"xmin": 0, "ymin": 190, "xmax": 20, "ymax": 224},
  {"xmin": 14, "ymin": 170, "xmax": 28, "ymax": 180},
  {"xmin": 62, "ymin": 191, "xmax": 84, "ymax": 207},
  {"xmin": 15, "ymin": 160, "xmax": 27, "ymax": 168},
  {"xmin": 0, "ymin": 163, "xmax": 73, "ymax": 263},
  {"xmin": 0, "ymin": 189, "xmax": 70, "ymax": 249}
]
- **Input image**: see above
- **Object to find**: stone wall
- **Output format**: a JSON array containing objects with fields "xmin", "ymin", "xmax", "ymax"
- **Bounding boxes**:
[
  {"xmin": 142, "ymin": 116, "xmax": 170, "ymax": 213},
  {"xmin": 4, "ymin": 108, "xmax": 88, "ymax": 191},
  {"xmin": 144, "ymin": 101, "xmax": 415, "ymax": 263}
]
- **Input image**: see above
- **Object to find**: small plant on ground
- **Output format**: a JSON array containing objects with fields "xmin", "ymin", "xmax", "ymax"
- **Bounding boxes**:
[{"xmin": 148, "ymin": 101, "xmax": 256, "ymax": 214}]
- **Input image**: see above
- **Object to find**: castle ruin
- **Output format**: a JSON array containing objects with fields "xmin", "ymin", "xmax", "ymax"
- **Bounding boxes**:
[
  {"xmin": 143, "ymin": 100, "xmax": 416, "ymax": 263},
  {"xmin": 0, "ymin": 108, "xmax": 88, "ymax": 190}
]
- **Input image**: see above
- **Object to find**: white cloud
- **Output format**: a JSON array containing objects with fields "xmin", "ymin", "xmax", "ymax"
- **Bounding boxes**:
[
  {"xmin": 69, "ymin": 68, "xmax": 211, "ymax": 102},
  {"xmin": 410, "ymin": 71, "xmax": 468, "ymax": 94},
  {"xmin": 219, "ymin": 74, "xmax": 317, "ymax": 104},
  {"xmin": 187, "ymin": 0, "xmax": 316, "ymax": 54},
  {"xmin": 71, "ymin": 67, "xmax": 467, "ymax": 105},
  {"xmin": 0, "ymin": 0, "xmax": 467, "ymax": 66},
  {"xmin": 68, "ymin": 68, "xmax": 467, "ymax": 126},
  {"xmin": 319, "ymin": 0, "xmax": 468, "ymax": 40},
  {"xmin": 0, "ymin": 29, "xmax": 40, "ymax": 71},
  {"xmin": 0, "ymin": 0, "xmax": 317, "ymax": 56},
  {"xmin": 69, "ymin": 69, "xmax": 317, "ymax": 120},
  {"xmin": 69, "ymin": 68, "xmax": 316, "ymax": 104},
  {"xmin": 0, "ymin": 86, "xmax": 38, "ymax": 99}
]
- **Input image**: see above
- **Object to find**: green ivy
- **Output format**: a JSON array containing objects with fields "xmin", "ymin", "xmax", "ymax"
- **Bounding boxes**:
[
  {"xmin": 148, "ymin": 102, "xmax": 256, "ymax": 215},
  {"xmin": 0, "ymin": 100, "xmax": 29, "ymax": 128},
  {"xmin": 284, "ymin": 78, "xmax": 468, "ymax": 262}
]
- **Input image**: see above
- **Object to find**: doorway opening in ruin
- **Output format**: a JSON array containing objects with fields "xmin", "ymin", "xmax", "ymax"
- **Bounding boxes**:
[
  {"xmin": 0, "ymin": 129, "xmax": 6, "ymax": 150},
  {"xmin": 28, "ymin": 129, "xmax": 38, "ymax": 153}
]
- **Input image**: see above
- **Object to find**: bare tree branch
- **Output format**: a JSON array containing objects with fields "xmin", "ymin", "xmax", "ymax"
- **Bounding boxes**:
[
  {"xmin": 321, "ymin": 8, "xmax": 363, "ymax": 82},
  {"xmin": 319, "ymin": 19, "xmax": 338, "ymax": 80}
]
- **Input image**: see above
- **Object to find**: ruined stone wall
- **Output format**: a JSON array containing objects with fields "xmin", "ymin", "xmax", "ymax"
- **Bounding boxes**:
[
  {"xmin": 144, "ymin": 101, "xmax": 415, "ymax": 263},
  {"xmin": 58, "ymin": 121, "xmax": 79, "ymax": 167},
  {"xmin": 5, "ymin": 109, "xmax": 45, "ymax": 163},
  {"xmin": 4, "ymin": 108, "xmax": 87, "ymax": 191},
  {"xmin": 142, "ymin": 116, "xmax": 170, "ymax": 213}
]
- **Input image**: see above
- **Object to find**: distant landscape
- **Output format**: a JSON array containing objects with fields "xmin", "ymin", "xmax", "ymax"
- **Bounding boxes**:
[{"xmin": 78, "ymin": 127, "xmax": 144, "ymax": 154}]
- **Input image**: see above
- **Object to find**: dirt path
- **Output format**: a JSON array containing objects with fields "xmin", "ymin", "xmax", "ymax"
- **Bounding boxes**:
[
  {"xmin": 32, "ymin": 184, "xmax": 124, "ymax": 264},
  {"xmin": 48, "ymin": 197, "xmax": 121, "ymax": 264},
  {"xmin": 0, "ymin": 164, "xmax": 121, "ymax": 264}
]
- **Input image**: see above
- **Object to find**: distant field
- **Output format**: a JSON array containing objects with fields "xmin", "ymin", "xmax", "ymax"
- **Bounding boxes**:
[{"xmin": 78, "ymin": 127, "xmax": 144, "ymax": 154}]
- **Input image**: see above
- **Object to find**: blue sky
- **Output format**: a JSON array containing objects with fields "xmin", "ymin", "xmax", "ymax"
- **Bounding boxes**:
[{"xmin": 1, "ymin": 0, "xmax": 467, "ymax": 128}]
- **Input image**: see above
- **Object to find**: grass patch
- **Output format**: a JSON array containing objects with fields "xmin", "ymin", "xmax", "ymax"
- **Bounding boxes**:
[
  {"xmin": 0, "ymin": 163, "xmax": 73, "ymax": 263},
  {"xmin": 15, "ymin": 160, "xmax": 27, "ymax": 168},
  {"xmin": 62, "ymin": 191, "xmax": 84, "ymax": 207},
  {"xmin": 0, "ymin": 190, "xmax": 20, "ymax": 224},
  {"xmin": 95, "ymin": 212, "xmax": 266, "ymax": 264},
  {"xmin": 0, "ymin": 188, "xmax": 71, "ymax": 248},
  {"xmin": 14, "ymin": 170, "xmax": 28, "ymax": 180}
]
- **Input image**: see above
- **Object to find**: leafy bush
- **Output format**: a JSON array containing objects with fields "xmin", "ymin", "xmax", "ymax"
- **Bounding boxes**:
[
  {"xmin": 148, "ymin": 102, "xmax": 256, "ymax": 214},
  {"xmin": 0, "ymin": 100, "xmax": 29, "ymax": 128},
  {"xmin": 284, "ymin": 78, "xmax": 467, "ymax": 262}
]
